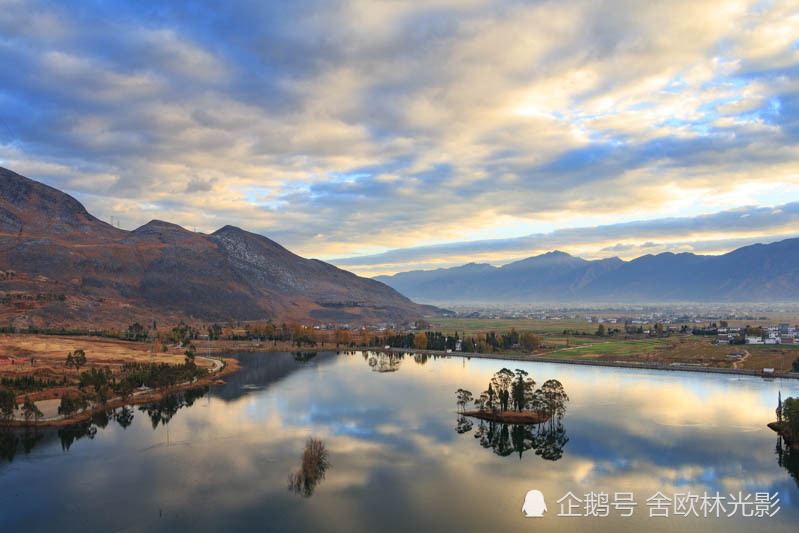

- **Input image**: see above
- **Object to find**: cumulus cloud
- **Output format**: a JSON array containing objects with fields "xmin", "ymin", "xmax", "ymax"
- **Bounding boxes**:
[{"xmin": 0, "ymin": 0, "xmax": 797, "ymax": 266}]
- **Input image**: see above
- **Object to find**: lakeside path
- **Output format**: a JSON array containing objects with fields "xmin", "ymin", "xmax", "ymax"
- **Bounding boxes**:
[{"xmin": 380, "ymin": 347, "xmax": 799, "ymax": 380}]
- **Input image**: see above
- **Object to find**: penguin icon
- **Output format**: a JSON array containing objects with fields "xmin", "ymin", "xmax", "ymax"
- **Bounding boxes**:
[{"xmin": 522, "ymin": 490, "xmax": 547, "ymax": 517}]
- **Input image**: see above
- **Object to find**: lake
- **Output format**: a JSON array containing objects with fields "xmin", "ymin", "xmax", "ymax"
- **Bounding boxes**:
[{"xmin": 1, "ymin": 351, "xmax": 798, "ymax": 532}]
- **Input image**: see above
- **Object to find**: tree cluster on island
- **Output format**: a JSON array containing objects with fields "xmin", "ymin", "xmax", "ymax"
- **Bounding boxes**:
[
  {"xmin": 456, "ymin": 368, "xmax": 569, "ymax": 426},
  {"xmin": 775, "ymin": 394, "xmax": 799, "ymax": 451},
  {"xmin": 454, "ymin": 369, "xmax": 570, "ymax": 460}
]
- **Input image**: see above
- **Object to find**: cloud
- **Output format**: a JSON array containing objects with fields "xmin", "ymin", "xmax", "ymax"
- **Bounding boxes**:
[
  {"xmin": 185, "ymin": 176, "xmax": 216, "ymax": 193},
  {"xmin": 0, "ymin": 0, "xmax": 797, "ymax": 266},
  {"xmin": 331, "ymin": 202, "xmax": 799, "ymax": 274},
  {"xmin": 600, "ymin": 243, "xmax": 636, "ymax": 252}
]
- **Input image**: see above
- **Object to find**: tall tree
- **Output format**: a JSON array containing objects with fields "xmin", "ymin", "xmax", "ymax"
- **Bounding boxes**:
[
  {"xmin": 22, "ymin": 396, "xmax": 43, "ymax": 425},
  {"xmin": 539, "ymin": 379, "xmax": 569, "ymax": 427},
  {"xmin": 412, "ymin": 332, "xmax": 428, "ymax": 350},
  {"xmin": 0, "ymin": 388, "xmax": 16, "ymax": 421},
  {"xmin": 511, "ymin": 369, "xmax": 535, "ymax": 411},
  {"xmin": 490, "ymin": 368, "xmax": 514, "ymax": 398},
  {"xmin": 66, "ymin": 349, "xmax": 87, "ymax": 373},
  {"xmin": 455, "ymin": 389, "xmax": 473, "ymax": 412}
]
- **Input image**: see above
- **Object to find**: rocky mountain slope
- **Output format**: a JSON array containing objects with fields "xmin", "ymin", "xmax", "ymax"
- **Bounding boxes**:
[{"xmin": 0, "ymin": 167, "xmax": 439, "ymax": 327}]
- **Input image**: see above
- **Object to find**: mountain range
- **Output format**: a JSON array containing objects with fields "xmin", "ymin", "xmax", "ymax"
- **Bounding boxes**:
[
  {"xmin": 374, "ymin": 241, "xmax": 799, "ymax": 304},
  {"xmin": 0, "ymin": 167, "xmax": 439, "ymax": 328}
]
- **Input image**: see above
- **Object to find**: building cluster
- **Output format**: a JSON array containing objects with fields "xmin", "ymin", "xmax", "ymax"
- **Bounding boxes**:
[
  {"xmin": 746, "ymin": 324, "xmax": 797, "ymax": 345},
  {"xmin": 716, "ymin": 324, "xmax": 797, "ymax": 345}
]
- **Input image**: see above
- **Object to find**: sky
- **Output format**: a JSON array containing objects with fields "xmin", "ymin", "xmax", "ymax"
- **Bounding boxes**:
[{"xmin": 1, "ymin": 0, "xmax": 798, "ymax": 277}]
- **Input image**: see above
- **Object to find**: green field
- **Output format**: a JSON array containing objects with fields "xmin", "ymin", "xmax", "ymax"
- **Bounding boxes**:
[
  {"xmin": 429, "ymin": 317, "xmax": 595, "ymax": 334},
  {"xmin": 545, "ymin": 336, "xmax": 597, "ymax": 347},
  {"xmin": 745, "ymin": 343, "xmax": 799, "ymax": 351},
  {"xmin": 541, "ymin": 339, "xmax": 669, "ymax": 359}
]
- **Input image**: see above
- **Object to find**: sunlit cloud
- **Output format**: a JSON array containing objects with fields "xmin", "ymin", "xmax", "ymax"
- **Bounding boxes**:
[{"xmin": 0, "ymin": 0, "xmax": 798, "ymax": 268}]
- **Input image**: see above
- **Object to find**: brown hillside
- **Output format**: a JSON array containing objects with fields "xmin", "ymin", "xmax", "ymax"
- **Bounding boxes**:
[{"xmin": 0, "ymin": 167, "xmax": 441, "ymax": 328}]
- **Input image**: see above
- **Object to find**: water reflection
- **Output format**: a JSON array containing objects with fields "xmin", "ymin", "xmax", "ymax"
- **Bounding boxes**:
[
  {"xmin": 58, "ymin": 418, "xmax": 97, "ymax": 451},
  {"xmin": 139, "ymin": 386, "xmax": 208, "ymax": 429},
  {"xmin": 458, "ymin": 418, "xmax": 569, "ymax": 460},
  {"xmin": 0, "ymin": 387, "xmax": 209, "ymax": 460},
  {"xmin": 344, "ymin": 350, "xmax": 449, "ymax": 373},
  {"xmin": 211, "ymin": 351, "xmax": 338, "ymax": 401},
  {"xmin": 0, "ymin": 428, "xmax": 46, "ymax": 461},
  {"xmin": 455, "ymin": 415, "xmax": 473, "ymax": 434},
  {"xmin": 777, "ymin": 437, "xmax": 799, "ymax": 489},
  {"xmin": 288, "ymin": 437, "xmax": 330, "ymax": 498},
  {"xmin": 294, "ymin": 352, "xmax": 318, "ymax": 364},
  {"xmin": 115, "ymin": 406, "xmax": 135, "ymax": 429},
  {"xmin": 20, "ymin": 430, "xmax": 43, "ymax": 455},
  {"xmin": 0, "ymin": 429, "xmax": 19, "ymax": 461},
  {"xmin": 366, "ymin": 351, "xmax": 402, "ymax": 373},
  {"xmin": 1, "ymin": 352, "xmax": 798, "ymax": 533}
]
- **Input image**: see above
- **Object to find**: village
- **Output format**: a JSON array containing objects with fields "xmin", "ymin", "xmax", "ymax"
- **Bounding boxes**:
[{"xmin": 715, "ymin": 324, "xmax": 798, "ymax": 345}]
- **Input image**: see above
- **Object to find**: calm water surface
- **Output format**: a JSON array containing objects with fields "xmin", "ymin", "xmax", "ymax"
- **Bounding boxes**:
[{"xmin": 1, "ymin": 351, "xmax": 798, "ymax": 532}]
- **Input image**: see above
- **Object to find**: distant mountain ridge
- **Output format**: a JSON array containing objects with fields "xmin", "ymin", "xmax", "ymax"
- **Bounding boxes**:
[
  {"xmin": 0, "ymin": 167, "xmax": 440, "ymax": 327},
  {"xmin": 374, "ymin": 241, "xmax": 799, "ymax": 304}
]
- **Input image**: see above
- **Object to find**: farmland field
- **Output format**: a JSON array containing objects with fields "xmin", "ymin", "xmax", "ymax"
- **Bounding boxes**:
[
  {"xmin": 541, "ymin": 339, "xmax": 669, "ymax": 359},
  {"xmin": 422, "ymin": 318, "xmax": 799, "ymax": 371},
  {"xmin": 429, "ymin": 317, "xmax": 595, "ymax": 334}
]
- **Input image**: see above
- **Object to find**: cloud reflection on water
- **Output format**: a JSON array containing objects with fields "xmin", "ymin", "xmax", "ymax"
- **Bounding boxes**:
[{"xmin": 1, "ymin": 351, "xmax": 798, "ymax": 532}]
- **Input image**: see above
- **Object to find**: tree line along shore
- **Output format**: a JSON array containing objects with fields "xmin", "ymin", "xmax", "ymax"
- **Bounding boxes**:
[
  {"xmin": 0, "ymin": 337, "xmax": 235, "ymax": 427},
  {"xmin": 6, "ymin": 318, "xmax": 799, "ymax": 372},
  {"xmin": 2, "ymin": 316, "xmax": 799, "ymax": 427}
]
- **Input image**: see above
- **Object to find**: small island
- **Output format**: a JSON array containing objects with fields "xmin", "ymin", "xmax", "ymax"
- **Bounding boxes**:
[
  {"xmin": 461, "ymin": 409, "xmax": 548, "ymax": 424},
  {"xmin": 770, "ymin": 394, "xmax": 799, "ymax": 452},
  {"xmin": 456, "ymin": 368, "xmax": 568, "ymax": 426}
]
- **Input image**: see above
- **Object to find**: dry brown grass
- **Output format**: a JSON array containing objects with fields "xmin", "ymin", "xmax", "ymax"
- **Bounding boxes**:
[
  {"xmin": 0, "ymin": 334, "xmax": 220, "ymax": 403},
  {"xmin": 0, "ymin": 334, "xmax": 240, "ymax": 426},
  {"xmin": 0, "ymin": 334, "xmax": 199, "ymax": 375}
]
